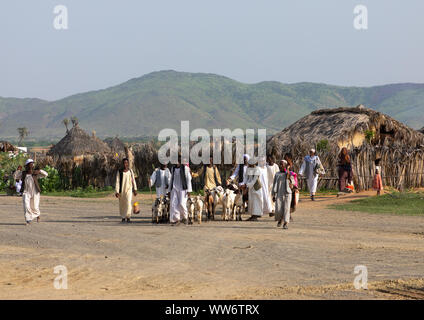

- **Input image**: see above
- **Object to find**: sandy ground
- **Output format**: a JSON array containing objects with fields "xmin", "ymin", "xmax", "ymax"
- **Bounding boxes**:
[{"xmin": 0, "ymin": 191, "xmax": 423, "ymax": 300}]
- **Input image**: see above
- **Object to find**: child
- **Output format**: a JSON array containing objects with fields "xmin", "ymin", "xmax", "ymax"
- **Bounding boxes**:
[{"xmin": 372, "ymin": 159, "xmax": 383, "ymax": 196}]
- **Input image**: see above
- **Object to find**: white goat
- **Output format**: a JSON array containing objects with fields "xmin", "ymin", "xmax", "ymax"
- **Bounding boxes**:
[
  {"xmin": 211, "ymin": 186, "xmax": 224, "ymax": 220},
  {"xmin": 194, "ymin": 195, "xmax": 204, "ymax": 224},
  {"xmin": 222, "ymin": 189, "xmax": 236, "ymax": 221}
]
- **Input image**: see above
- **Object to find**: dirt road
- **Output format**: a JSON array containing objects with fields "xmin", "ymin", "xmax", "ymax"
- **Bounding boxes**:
[{"xmin": 0, "ymin": 192, "xmax": 423, "ymax": 299}]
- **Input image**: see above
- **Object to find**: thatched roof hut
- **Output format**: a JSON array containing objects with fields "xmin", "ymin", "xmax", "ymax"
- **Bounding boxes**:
[
  {"xmin": 267, "ymin": 105, "xmax": 424, "ymax": 191},
  {"xmin": 268, "ymin": 105, "xmax": 424, "ymax": 154},
  {"xmin": 48, "ymin": 125, "xmax": 111, "ymax": 158},
  {"xmin": 0, "ymin": 141, "xmax": 17, "ymax": 152},
  {"xmin": 104, "ymin": 137, "xmax": 126, "ymax": 155}
]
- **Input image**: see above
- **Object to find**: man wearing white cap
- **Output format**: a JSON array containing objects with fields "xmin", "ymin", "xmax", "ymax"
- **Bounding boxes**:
[
  {"xmin": 17, "ymin": 159, "xmax": 48, "ymax": 224},
  {"xmin": 299, "ymin": 149, "xmax": 323, "ymax": 201},
  {"xmin": 257, "ymin": 156, "xmax": 272, "ymax": 215}
]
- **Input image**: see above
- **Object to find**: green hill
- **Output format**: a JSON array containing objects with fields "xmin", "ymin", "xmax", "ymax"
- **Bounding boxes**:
[{"xmin": 1, "ymin": 70, "xmax": 424, "ymax": 140}]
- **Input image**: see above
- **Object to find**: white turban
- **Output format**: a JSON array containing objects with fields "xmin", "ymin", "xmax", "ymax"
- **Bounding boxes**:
[
  {"xmin": 243, "ymin": 154, "xmax": 250, "ymax": 161},
  {"xmin": 25, "ymin": 159, "xmax": 34, "ymax": 166}
]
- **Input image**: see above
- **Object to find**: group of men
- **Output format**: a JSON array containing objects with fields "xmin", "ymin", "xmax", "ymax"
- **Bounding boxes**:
[
  {"xmin": 16, "ymin": 149, "xmax": 323, "ymax": 229},
  {"xmin": 141, "ymin": 153, "xmax": 308, "ymax": 229}
]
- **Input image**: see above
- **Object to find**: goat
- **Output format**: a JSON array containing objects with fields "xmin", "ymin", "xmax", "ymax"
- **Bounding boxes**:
[
  {"xmin": 211, "ymin": 186, "xmax": 225, "ymax": 220},
  {"xmin": 233, "ymin": 190, "xmax": 244, "ymax": 221},
  {"xmin": 193, "ymin": 195, "xmax": 204, "ymax": 224},
  {"xmin": 187, "ymin": 197, "xmax": 196, "ymax": 225},
  {"xmin": 152, "ymin": 196, "xmax": 166, "ymax": 224},
  {"xmin": 204, "ymin": 189, "xmax": 214, "ymax": 221},
  {"xmin": 222, "ymin": 188, "xmax": 236, "ymax": 221}
]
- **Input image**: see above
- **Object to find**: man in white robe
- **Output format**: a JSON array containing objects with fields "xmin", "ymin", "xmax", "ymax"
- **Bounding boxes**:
[
  {"xmin": 168, "ymin": 160, "xmax": 192, "ymax": 225},
  {"xmin": 266, "ymin": 156, "xmax": 279, "ymax": 215},
  {"xmin": 13, "ymin": 165, "xmax": 23, "ymax": 195},
  {"xmin": 150, "ymin": 164, "xmax": 171, "ymax": 198},
  {"xmin": 17, "ymin": 159, "xmax": 48, "ymax": 225},
  {"xmin": 245, "ymin": 161, "xmax": 271, "ymax": 221},
  {"xmin": 258, "ymin": 157, "xmax": 272, "ymax": 215},
  {"xmin": 299, "ymin": 149, "xmax": 322, "ymax": 201},
  {"xmin": 115, "ymin": 158, "xmax": 138, "ymax": 223}
]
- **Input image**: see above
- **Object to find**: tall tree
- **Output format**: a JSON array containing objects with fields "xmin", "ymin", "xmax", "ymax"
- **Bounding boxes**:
[
  {"xmin": 17, "ymin": 127, "xmax": 29, "ymax": 146},
  {"xmin": 62, "ymin": 118, "xmax": 70, "ymax": 133},
  {"xmin": 70, "ymin": 116, "xmax": 79, "ymax": 127}
]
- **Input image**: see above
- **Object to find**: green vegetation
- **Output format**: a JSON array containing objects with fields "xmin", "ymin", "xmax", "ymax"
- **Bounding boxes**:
[
  {"xmin": 0, "ymin": 153, "xmax": 113, "ymax": 197},
  {"xmin": 330, "ymin": 192, "xmax": 424, "ymax": 215},
  {"xmin": 364, "ymin": 130, "xmax": 376, "ymax": 143},
  {"xmin": 1, "ymin": 71, "xmax": 424, "ymax": 139},
  {"xmin": 0, "ymin": 152, "xmax": 27, "ymax": 192},
  {"xmin": 300, "ymin": 188, "xmax": 339, "ymax": 196},
  {"xmin": 316, "ymin": 139, "xmax": 329, "ymax": 152}
]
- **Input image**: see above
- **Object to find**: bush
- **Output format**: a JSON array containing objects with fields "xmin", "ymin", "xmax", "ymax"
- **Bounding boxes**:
[
  {"xmin": 0, "ymin": 152, "xmax": 28, "ymax": 192},
  {"xmin": 38, "ymin": 165, "xmax": 62, "ymax": 192},
  {"xmin": 316, "ymin": 139, "xmax": 329, "ymax": 152}
]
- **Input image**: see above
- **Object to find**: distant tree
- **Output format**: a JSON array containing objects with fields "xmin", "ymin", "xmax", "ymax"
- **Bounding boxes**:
[
  {"xmin": 17, "ymin": 127, "xmax": 29, "ymax": 146},
  {"xmin": 71, "ymin": 116, "xmax": 79, "ymax": 127},
  {"xmin": 62, "ymin": 118, "xmax": 70, "ymax": 133}
]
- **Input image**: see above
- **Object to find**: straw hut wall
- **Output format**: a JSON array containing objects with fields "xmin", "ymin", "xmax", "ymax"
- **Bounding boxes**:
[
  {"xmin": 104, "ymin": 137, "xmax": 126, "ymax": 155},
  {"xmin": 267, "ymin": 105, "xmax": 424, "ymax": 191},
  {"xmin": 0, "ymin": 141, "xmax": 17, "ymax": 152}
]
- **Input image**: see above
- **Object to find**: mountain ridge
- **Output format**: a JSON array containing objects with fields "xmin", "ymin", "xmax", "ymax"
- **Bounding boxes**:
[{"xmin": 1, "ymin": 70, "xmax": 423, "ymax": 140}]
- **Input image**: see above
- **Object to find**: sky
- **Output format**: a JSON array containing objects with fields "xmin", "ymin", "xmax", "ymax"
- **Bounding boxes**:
[{"xmin": 1, "ymin": 0, "xmax": 423, "ymax": 100}]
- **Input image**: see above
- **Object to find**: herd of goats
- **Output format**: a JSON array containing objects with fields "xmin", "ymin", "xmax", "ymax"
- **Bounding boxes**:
[{"xmin": 151, "ymin": 184, "xmax": 245, "ymax": 224}]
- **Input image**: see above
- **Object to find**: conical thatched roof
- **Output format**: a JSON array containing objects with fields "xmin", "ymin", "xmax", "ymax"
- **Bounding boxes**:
[
  {"xmin": 267, "ymin": 105, "xmax": 424, "ymax": 153},
  {"xmin": 48, "ymin": 125, "xmax": 111, "ymax": 157},
  {"xmin": 0, "ymin": 141, "xmax": 16, "ymax": 152},
  {"xmin": 104, "ymin": 137, "xmax": 126, "ymax": 155}
]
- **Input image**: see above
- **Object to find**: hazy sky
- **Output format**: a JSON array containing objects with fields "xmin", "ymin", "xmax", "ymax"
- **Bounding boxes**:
[{"xmin": 1, "ymin": 0, "xmax": 423, "ymax": 100}]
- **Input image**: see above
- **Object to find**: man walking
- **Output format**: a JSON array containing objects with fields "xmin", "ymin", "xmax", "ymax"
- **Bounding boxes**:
[
  {"xmin": 272, "ymin": 160, "xmax": 295, "ymax": 230},
  {"xmin": 168, "ymin": 156, "xmax": 192, "ymax": 225},
  {"xmin": 150, "ymin": 163, "xmax": 171, "ymax": 198},
  {"xmin": 299, "ymin": 148, "xmax": 323, "ymax": 201},
  {"xmin": 18, "ymin": 159, "xmax": 48, "ymax": 225},
  {"xmin": 115, "ymin": 158, "xmax": 138, "ymax": 223}
]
